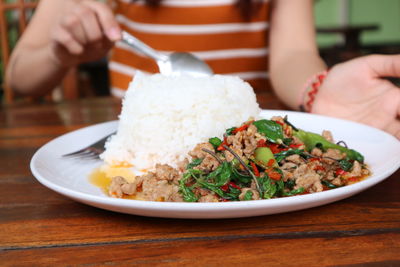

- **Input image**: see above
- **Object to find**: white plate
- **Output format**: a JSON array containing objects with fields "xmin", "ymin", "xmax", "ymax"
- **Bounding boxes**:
[{"xmin": 30, "ymin": 110, "xmax": 400, "ymax": 219}]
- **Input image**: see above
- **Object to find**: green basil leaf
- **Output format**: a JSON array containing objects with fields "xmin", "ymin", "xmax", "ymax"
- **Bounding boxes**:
[
  {"xmin": 252, "ymin": 119, "xmax": 284, "ymax": 144},
  {"xmin": 178, "ymin": 175, "xmax": 198, "ymax": 202},
  {"xmin": 258, "ymin": 176, "xmax": 277, "ymax": 199},
  {"xmin": 273, "ymin": 149, "xmax": 304, "ymax": 163},
  {"xmin": 186, "ymin": 158, "xmax": 203, "ymax": 170},
  {"xmin": 283, "ymin": 138, "xmax": 293, "ymax": 146},
  {"xmin": 208, "ymin": 137, "xmax": 222, "ymax": 149},
  {"xmin": 283, "ymin": 187, "xmax": 305, "ymax": 196},
  {"xmin": 339, "ymin": 159, "xmax": 353, "ymax": 172},
  {"xmin": 322, "ymin": 180, "xmax": 340, "ymax": 189},
  {"xmin": 231, "ymin": 165, "xmax": 252, "ymax": 184},
  {"xmin": 207, "ymin": 161, "xmax": 231, "ymax": 186},
  {"xmin": 226, "ymin": 127, "xmax": 236, "ymax": 136},
  {"xmin": 243, "ymin": 190, "xmax": 253, "ymax": 201},
  {"xmin": 285, "ymin": 179, "xmax": 296, "ymax": 190}
]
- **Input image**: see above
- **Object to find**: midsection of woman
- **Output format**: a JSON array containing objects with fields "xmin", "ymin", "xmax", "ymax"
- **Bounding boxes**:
[{"xmin": 109, "ymin": 0, "xmax": 271, "ymax": 97}]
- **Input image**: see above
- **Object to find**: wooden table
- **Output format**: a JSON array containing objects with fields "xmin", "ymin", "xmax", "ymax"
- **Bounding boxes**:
[{"xmin": 1, "ymin": 93, "xmax": 399, "ymax": 266}]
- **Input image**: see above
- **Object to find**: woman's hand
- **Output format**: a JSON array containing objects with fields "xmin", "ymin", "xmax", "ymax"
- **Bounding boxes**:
[
  {"xmin": 49, "ymin": 0, "xmax": 121, "ymax": 68},
  {"xmin": 312, "ymin": 55, "xmax": 400, "ymax": 139}
]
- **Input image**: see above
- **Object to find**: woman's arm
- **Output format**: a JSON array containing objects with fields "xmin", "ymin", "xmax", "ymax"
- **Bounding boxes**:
[
  {"xmin": 6, "ymin": 0, "xmax": 120, "ymax": 96},
  {"xmin": 269, "ymin": 0, "xmax": 326, "ymax": 109}
]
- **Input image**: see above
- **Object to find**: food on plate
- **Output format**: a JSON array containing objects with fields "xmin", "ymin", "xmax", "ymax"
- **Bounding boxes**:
[
  {"xmin": 100, "ymin": 72, "xmax": 260, "ymax": 171},
  {"xmin": 96, "ymin": 73, "xmax": 370, "ymax": 202},
  {"xmin": 104, "ymin": 116, "xmax": 370, "ymax": 202}
]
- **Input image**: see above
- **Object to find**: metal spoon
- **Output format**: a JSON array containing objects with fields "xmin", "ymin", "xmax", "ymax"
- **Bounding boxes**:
[{"xmin": 121, "ymin": 31, "xmax": 213, "ymax": 77}]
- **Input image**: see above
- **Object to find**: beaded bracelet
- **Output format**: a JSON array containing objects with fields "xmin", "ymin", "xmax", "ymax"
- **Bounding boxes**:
[{"xmin": 298, "ymin": 70, "xmax": 328, "ymax": 112}]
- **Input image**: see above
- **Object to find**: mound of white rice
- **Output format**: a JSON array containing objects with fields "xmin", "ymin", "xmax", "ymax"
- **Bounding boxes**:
[{"xmin": 100, "ymin": 72, "xmax": 261, "ymax": 170}]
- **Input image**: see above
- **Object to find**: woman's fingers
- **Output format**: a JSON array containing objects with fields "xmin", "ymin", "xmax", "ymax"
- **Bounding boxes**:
[
  {"xmin": 53, "ymin": 0, "xmax": 116, "ymax": 55},
  {"xmin": 385, "ymin": 119, "xmax": 400, "ymax": 140},
  {"xmin": 73, "ymin": 5, "xmax": 103, "ymax": 43},
  {"xmin": 82, "ymin": 0, "xmax": 121, "ymax": 41},
  {"xmin": 60, "ymin": 13, "xmax": 87, "ymax": 45},
  {"xmin": 365, "ymin": 54, "xmax": 400, "ymax": 78},
  {"xmin": 53, "ymin": 25, "xmax": 83, "ymax": 55}
]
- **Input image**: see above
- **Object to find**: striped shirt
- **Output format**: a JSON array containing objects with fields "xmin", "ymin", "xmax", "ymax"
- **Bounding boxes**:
[{"xmin": 109, "ymin": 0, "xmax": 271, "ymax": 98}]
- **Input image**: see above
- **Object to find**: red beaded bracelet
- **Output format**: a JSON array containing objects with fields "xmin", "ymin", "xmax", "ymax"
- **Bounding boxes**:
[{"xmin": 298, "ymin": 70, "xmax": 328, "ymax": 112}]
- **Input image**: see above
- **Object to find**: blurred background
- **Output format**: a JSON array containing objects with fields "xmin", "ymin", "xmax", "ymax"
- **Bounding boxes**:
[{"xmin": 0, "ymin": 0, "xmax": 399, "ymax": 104}]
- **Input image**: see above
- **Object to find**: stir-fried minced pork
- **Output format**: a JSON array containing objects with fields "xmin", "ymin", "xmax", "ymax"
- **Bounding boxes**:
[
  {"xmin": 322, "ymin": 130, "xmax": 334, "ymax": 143},
  {"xmin": 109, "ymin": 164, "xmax": 182, "ymax": 202},
  {"xmin": 109, "ymin": 176, "xmax": 137, "ymax": 198},
  {"xmin": 194, "ymin": 188, "xmax": 220, "ymax": 202},
  {"xmin": 189, "ymin": 143, "xmax": 221, "ymax": 171},
  {"xmin": 293, "ymin": 164, "xmax": 323, "ymax": 192},
  {"xmin": 323, "ymin": 148, "xmax": 346, "ymax": 162},
  {"xmin": 105, "ymin": 116, "xmax": 370, "ymax": 202},
  {"xmin": 224, "ymin": 124, "xmax": 261, "ymax": 161}
]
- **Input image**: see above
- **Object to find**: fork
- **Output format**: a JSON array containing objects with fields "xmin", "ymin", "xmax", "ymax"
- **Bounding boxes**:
[{"xmin": 62, "ymin": 132, "xmax": 115, "ymax": 159}]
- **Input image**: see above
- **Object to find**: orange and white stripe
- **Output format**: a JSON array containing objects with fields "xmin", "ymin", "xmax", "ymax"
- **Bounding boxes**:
[{"xmin": 109, "ymin": 0, "xmax": 271, "ymax": 97}]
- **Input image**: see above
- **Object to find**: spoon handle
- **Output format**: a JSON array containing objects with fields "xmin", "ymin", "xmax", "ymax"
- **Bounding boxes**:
[{"xmin": 121, "ymin": 31, "xmax": 167, "ymax": 62}]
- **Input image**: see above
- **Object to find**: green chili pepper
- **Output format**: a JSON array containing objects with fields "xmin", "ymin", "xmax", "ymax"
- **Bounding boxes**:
[
  {"xmin": 293, "ymin": 129, "xmax": 364, "ymax": 163},
  {"xmin": 254, "ymin": 147, "xmax": 278, "ymax": 167}
]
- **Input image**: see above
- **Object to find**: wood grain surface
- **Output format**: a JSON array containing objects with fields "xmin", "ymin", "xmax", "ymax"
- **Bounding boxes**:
[{"xmin": 1, "ymin": 94, "xmax": 399, "ymax": 267}]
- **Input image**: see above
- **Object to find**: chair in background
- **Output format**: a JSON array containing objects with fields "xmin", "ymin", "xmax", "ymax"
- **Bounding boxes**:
[
  {"xmin": 0, "ymin": 0, "xmax": 78, "ymax": 104},
  {"xmin": 317, "ymin": 24, "xmax": 379, "ymax": 66}
]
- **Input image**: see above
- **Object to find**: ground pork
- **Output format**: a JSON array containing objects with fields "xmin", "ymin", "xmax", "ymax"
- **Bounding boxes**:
[
  {"xmin": 323, "ymin": 148, "xmax": 345, "ymax": 163},
  {"xmin": 109, "ymin": 164, "xmax": 183, "ymax": 201},
  {"xmin": 189, "ymin": 142, "xmax": 221, "ymax": 171},
  {"xmin": 109, "ymin": 175, "xmax": 144, "ymax": 198},
  {"xmin": 344, "ymin": 161, "xmax": 363, "ymax": 178},
  {"xmin": 294, "ymin": 164, "xmax": 323, "ymax": 192},
  {"xmin": 322, "ymin": 130, "xmax": 334, "ymax": 142},
  {"xmin": 285, "ymin": 154, "xmax": 303, "ymax": 164},
  {"xmin": 226, "ymin": 124, "xmax": 260, "ymax": 159}
]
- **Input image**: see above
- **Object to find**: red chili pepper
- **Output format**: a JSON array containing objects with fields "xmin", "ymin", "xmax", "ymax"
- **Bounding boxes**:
[
  {"xmin": 267, "ymin": 159, "xmax": 275, "ymax": 167},
  {"xmin": 310, "ymin": 157, "xmax": 320, "ymax": 162},
  {"xmin": 217, "ymin": 136, "xmax": 228, "ymax": 151},
  {"xmin": 267, "ymin": 170, "xmax": 281, "ymax": 181},
  {"xmin": 221, "ymin": 184, "xmax": 229, "ymax": 192},
  {"xmin": 257, "ymin": 139, "xmax": 267, "ymax": 147},
  {"xmin": 335, "ymin": 168, "xmax": 347, "ymax": 176},
  {"xmin": 221, "ymin": 182, "xmax": 241, "ymax": 192},
  {"xmin": 347, "ymin": 177, "xmax": 359, "ymax": 183},
  {"xmin": 314, "ymin": 165, "xmax": 325, "ymax": 171},
  {"xmin": 289, "ymin": 143, "xmax": 302, "ymax": 148},
  {"xmin": 232, "ymin": 123, "xmax": 249, "ymax": 134},
  {"xmin": 275, "ymin": 120, "xmax": 284, "ymax": 126},
  {"xmin": 250, "ymin": 161, "xmax": 260, "ymax": 177},
  {"xmin": 228, "ymin": 182, "xmax": 241, "ymax": 189},
  {"xmin": 267, "ymin": 143, "xmax": 281, "ymax": 154}
]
